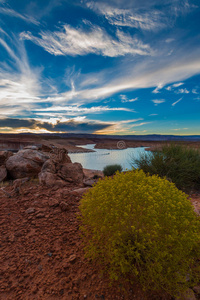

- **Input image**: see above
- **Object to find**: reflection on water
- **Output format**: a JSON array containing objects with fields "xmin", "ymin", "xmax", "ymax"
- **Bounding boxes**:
[{"xmin": 69, "ymin": 144, "xmax": 149, "ymax": 171}]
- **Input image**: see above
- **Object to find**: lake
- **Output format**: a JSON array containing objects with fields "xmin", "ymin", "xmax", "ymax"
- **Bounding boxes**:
[{"xmin": 69, "ymin": 144, "xmax": 149, "ymax": 171}]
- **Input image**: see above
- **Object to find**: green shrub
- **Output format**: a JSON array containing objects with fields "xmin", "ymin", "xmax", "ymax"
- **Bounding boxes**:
[
  {"xmin": 132, "ymin": 143, "xmax": 200, "ymax": 190},
  {"xmin": 103, "ymin": 164, "xmax": 122, "ymax": 176},
  {"xmin": 80, "ymin": 170, "xmax": 200, "ymax": 296}
]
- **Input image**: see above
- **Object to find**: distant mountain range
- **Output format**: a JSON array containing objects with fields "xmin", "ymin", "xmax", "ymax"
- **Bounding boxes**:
[
  {"xmin": 1, "ymin": 132, "xmax": 200, "ymax": 142},
  {"xmin": 17, "ymin": 133, "xmax": 200, "ymax": 142}
]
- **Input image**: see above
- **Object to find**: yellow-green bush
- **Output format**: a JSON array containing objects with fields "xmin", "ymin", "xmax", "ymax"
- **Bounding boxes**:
[{"xmin": 79, "ymin": 170, "xmax": 200, "ymax": 296}]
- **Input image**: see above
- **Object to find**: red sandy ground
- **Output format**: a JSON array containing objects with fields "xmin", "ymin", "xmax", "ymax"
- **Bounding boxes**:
[{"xmin": 0, "ymin": 181, "xmax": 199, "ymax": 300}]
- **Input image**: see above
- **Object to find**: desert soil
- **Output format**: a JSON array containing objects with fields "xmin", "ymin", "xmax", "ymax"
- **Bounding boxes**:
[
  {"xmin": 0, "ymin": 179, "xmax": 178, "ymax": 300},
  {"xmin": 1, "ymin": 134, "xmax": 200, "ymax": 299}
]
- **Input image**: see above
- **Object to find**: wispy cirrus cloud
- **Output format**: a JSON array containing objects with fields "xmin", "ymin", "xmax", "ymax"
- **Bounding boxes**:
[
  {"xmin": 166, "ymin": 82, "xmax": 184, "ymax": 91},
  {"xmin": 120, "ymin": 95, "xmax": 138, "ymax": 103},
  {"xmin": 152, "ymin": 99, "xmax": 165, "ymax": 105},
  {"xmin": 0, "ymin": 6, "xmax": 39, "ymax": 25},
  {"xmin": 192, "ymin": 89, "xmax": 198, "ymax": 94},
  {"xmin": 33, "ymin": 105, "xmax": 135, "ymax": 117},
  {"xmin": 176, "ymin": 88, "xmax": 189, "ymax": 94},
  {"xmin": 172, "ymin": 97, "xmax": 182, "ymax": 106},
  {"xmin": 172, "ymin": 128, "xmax": 188, "ymax": 131},
  {"xmin": 152, "ymin": 83, "xmax": 163, "ymax": 94},
  {"xmin": 0, "ymin": 32, "xmax": 42, "ymax": 118},
  {"xmin": 86, "ymin": 2, "xmax": 167, "ymax": 31},
  {"xmin": 20, "ymin": 23, "xmax": 153, "ymax": 57},
  {"xmin": 86, "ymin": 0, "xmax": 197, "ymax": 32},
  {"xmin": 95, "ymin": 118, "xmax": 147, "ymax": 134}
]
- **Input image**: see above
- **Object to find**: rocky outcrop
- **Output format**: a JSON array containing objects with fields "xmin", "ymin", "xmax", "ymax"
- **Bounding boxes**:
[
  {"xmin": 6, "ymin": 149, "xmax": 49, "ymax": 179},
  {"xmin": 83, "ymin": 168, "xmax": 103, "ymax": 187},
  {"xmin": 0, "ymin": 150, "xmax": 13, "ymax": 166},
  {"xmin": 39, "ymin": 155, "xmax": 84, "ymax": 187},
  {"xmin": 56, "ymin": 163, "xmax": 84, "ymax": 183},
  {"xmin": 0, "ymin": 165, "xmax": 7, "ymax": 182}
]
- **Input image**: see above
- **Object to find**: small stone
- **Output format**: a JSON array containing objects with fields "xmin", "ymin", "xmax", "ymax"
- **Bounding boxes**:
[
  {"xmin": 68, "ymin": 254, "xmax": 77, "ymax": 263},
  {"xmin": 17, "ymin": 290, "xmax": 23, "ymax": 295},
  {"xmin": 48, "ymin": 199, "xmax": 59, "ymax": 207},
  {"xmin": 36, "ymin": 213, "xmax": 45, "ymax": 218},
  {"xmin": 60, "ymin": 201, "xmax": 69, "ymax": 212},
  {"xmin": 47, "ymin": 252, "xmax": 53, "ymax": 257},
  {"xmin": 83, "ymin": 179, "xmax": 95, "ymax": 187},
  {"xmin": 71, "ymin": 187, "xmax": 90, "ymax": 195},
  {"xmin": 38, "ymin": 265, "xmax": 43, "ymax": 271},
  {"xmin": 25, "ymin": 207, "xmax": 35, "ymax": 214}
]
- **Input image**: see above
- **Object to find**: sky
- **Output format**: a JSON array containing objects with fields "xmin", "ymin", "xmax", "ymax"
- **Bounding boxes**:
[{"xmin": 0, "ymin": 0, "xmax": 200, "ymax": 135}]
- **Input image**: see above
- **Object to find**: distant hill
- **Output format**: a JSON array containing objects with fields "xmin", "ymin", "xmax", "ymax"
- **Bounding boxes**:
[
  {"xmin": 36, "ymin": 133, "xmax": 200, "ymax": 142},
  {"xmin": 1, "ymin": 133, "xmax": 200, "ymax": 142}
]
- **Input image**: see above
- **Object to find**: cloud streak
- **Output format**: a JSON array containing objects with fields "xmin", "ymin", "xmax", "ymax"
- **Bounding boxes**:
[
  {"xmin": 20, "ymin": 23, "xmax": 153, "ymax": 57},
  {"xmin": 172, "ymin": 97, "xmax": 182, "ymax": 106},
  {"xmin": 34, "ymin": 105, "xmax": 134, "ymax": 116},
  {"xmin": 152, "ymin": 99, "xmax": 165, "ymax": 105},
  {"xmin": 120, "ymin": 95, "xmax": 138, "ymax": 103},
  {"xmin": 86, "ymin": 2, "xmax": 167, "ymax": 31},
  {"xmin": 0, "ymin": 33, "xmax": 43, "ymax": 118},
  {"xmin": 0, "ymin": 6, "xmax": 39, "ymax": 25}
]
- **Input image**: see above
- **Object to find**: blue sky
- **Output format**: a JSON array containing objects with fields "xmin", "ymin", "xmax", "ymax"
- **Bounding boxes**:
[{"xmin": 0, "ymin": 0, "xmax": 200, "ymax": 135}]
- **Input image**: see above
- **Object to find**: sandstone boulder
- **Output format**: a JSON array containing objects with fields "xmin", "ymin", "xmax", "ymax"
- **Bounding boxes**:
[
  {"xmin": 49, "ymin": 147, "xmax": 71, "ymax": 164},
  {"xmin": 39, "ymin": 171, "xmax": 67, "ymax": 187},
  {"xmin": 41, "ymin": 159, "xmax": 56, "ymax": 174},
  {"xmin": 6, "ymin": 149, "xmax": 49, "ymax": 179},
  {"xmin": 41, "ymin": 144, "xmax": 52, "ymax": 152},
  {"xmin": 39, "ymin": 158, "xmax": 84, "ymax": 186},
  {"xmin": 0, "ymin": 150, "xmax": 13, "ymax": 166},
  {"xmin": 0, "ymin": 165, "xmax": 7, "ymax": 182},
  {"xmin": 57, "ymin": 163, "xmax": 84, "ymax": 184}
]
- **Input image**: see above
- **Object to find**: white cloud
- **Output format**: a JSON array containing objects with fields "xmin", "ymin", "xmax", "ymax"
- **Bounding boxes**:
[
  {"xmin": 0, "ymin": 7, "xmax": 39, "ymax": 25},
  {"xmin": 165, "ymin": 38, "xmax": 175, "ymax": 43},
  {"xmin": 34, "ymin": 105, "xmax": 135, "ymax": 116},
  {"xmin": 152, "ymin": 83, "xmax": 163, "ymax": 93},
  {"xmin": 176, "ymin": 88, "xmax": 189, "ymax": 94},
  {"xmin": 120, "ymin": 95, "xmax": 138, "ymax": 103},
  {"xmin": 86, "ymin": 2, "xmax": 167, "ymax": 31},
  {"xmin": 0, "ymin": 37, "xmax": 42, "ymax": 118},
  {"xmin": 20, "ymin": 24, "xmax": 153, "ymax": 57},
  {"xmin": 41, "ymin": 53, "xmax": 200, "ymax": 106},
  {"xmin": 192, "ymin": 89, "xmax": 198, "ymax": 94},
  {"xmin": 166, "ymin": 82, "xmax": 184, "ymax": 91},
  {"xmin": 172, "ymin": 128, "xmax": 188, "ymax": 131},
  {"xmin": 172, "ymin": 97, "xmax": 182, "ymax": 106},
  {"xmin": 151, "ymin": 99, "xmax": 165, "ymax": 105},
  {"xmin": 130, "ymin": 122, "xmax": 151, "ymax": 128},
  {"xmin": 172, "ymin": 82, "xmax": 184, "ymax": 88},
  {"xmin": 149, "ymin": 113, "xmax": 158, "ymax": 116},
  {"xmin": 95, "ymin": 117, "xmax": 146, "ymax": 134}
]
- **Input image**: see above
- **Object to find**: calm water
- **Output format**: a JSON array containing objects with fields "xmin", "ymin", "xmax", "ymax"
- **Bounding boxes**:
[{"xmin": 69, "ymin": 144, "xmax": 149, "ymax": 171}]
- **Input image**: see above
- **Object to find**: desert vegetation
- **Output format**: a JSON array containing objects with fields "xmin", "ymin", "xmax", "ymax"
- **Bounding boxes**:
[
  {"xmin": 132, "ymin": 143, "xmax": 200, "ymax": 191},
  {"xmin": 103, "ymin": 164, "xmax": 123, "ymax": 176},
  {"xmin": 80, "ymin": 169, "xmax": 200, "ymax": 297}
]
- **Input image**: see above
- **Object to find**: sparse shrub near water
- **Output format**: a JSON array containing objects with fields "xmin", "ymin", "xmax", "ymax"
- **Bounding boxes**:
[
  {"xmin": 80, "ymin": 170, "xmax": 200, "ymax": 296},
  {"xmin": 103, "ymin": 164, "xmax": 122, "ymax": 176},
  {"xmin": 132, "ymin": 143, "xmax": 200, "ymax": 190}
]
